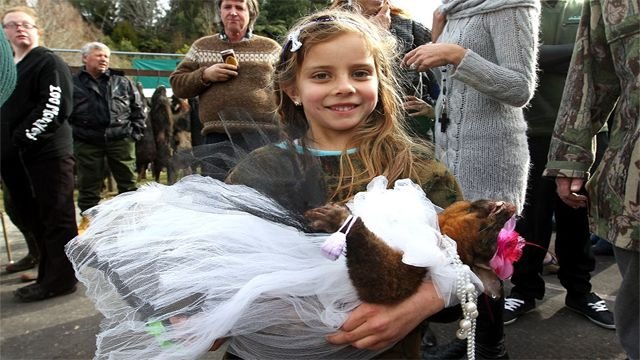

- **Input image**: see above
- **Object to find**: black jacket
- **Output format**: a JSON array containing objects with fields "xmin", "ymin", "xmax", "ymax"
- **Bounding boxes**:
[
  {"xmin": 70, "ymin": 68, "xmax": 145, "ymax": 145},
  {"xmin": 0, "ymin": 46, "xmax": 74, "ymax": 164}
]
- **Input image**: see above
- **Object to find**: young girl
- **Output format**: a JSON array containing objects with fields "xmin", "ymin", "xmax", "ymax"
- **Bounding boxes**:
[
  {"xmin": 66, "ymin": 9, "xmax": 479, "ymax": 360},
  {"xmin": 227, "ymin": 8, "xmax": 461, "ymax": 358}
]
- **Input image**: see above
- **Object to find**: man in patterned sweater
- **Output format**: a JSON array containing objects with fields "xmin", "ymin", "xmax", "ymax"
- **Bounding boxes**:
[{"xmin": 170, "ymin": 0, "xmax": 281, "ymax": 178}]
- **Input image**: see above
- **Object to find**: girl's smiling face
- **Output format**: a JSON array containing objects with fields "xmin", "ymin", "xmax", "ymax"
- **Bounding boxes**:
[{"xmin": 286, "ymin": 32, "xmax": 379, "ymax": 150}]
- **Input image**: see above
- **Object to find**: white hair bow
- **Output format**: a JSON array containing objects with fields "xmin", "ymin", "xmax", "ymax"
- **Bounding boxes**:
[{"xmin": 288, "ymin": 28, "xmax": 303, "ymax": 52}]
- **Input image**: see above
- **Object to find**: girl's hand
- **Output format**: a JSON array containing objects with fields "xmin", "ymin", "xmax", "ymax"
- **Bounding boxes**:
[
  {"xmin": 326, "ymin": 282, "xmax": 444, "ymax": 350},
  {"xmin": 403, "ymin": 43, "xmax": 466, "ymax": 72},
  {"xmin": 202, "ymin": 63, "xmax": 238, "ymax": 83},
  {"xmin": 404, "ymin": 96, "xmax": 434, "ymax": 118},
  {"xmin": 431, "ymin": 9, "xmax": 446, "ymax": 42}
]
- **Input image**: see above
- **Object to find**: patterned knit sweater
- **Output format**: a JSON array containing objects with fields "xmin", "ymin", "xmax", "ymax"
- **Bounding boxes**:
[
  {"xmin": 434, "ymin": 0, "xmax": 540, "ymax": 212},
  {"xmin": 170, "ymin": 34, "xmax": 281, "ymax": 136}
]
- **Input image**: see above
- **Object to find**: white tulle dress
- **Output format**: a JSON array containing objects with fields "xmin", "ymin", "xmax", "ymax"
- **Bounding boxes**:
[{"xmin": 66, "ymin": 175, "xmax": 480, "ymax": 360}]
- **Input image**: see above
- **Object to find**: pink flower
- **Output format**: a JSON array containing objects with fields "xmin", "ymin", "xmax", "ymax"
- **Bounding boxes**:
[{"xmin": 490, "ymin": 217, "xmax": 525, "ymax": 280}]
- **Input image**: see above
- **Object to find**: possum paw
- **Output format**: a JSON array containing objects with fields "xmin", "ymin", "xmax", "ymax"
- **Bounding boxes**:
[{"xmin": 305, "ymin": 204, "xmax": 351, "ymax": 232}]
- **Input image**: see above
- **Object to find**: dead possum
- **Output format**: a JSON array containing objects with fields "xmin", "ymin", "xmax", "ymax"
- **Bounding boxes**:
[{"xmin": 305, "ymin": 199, "xmax": 517, "ymax": 304}]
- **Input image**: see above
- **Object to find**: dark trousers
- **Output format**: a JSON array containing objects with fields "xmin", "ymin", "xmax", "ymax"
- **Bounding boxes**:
[
  {"xmin": 75, "ymin": 138, "xmax": 137, "ymax": 213},
  {"xmin": 510, "ymin": 135, "xmax": 595, "ymax": 299},
  {"xmin": 430, "ymin": 291, "xmax": 505, "ymax": 347},
  {"xmin": 3, "ymin": 190, "xmax": 39, "ymax": 257},
  {"xmin": 1, "ymin": 154, "xmax": 78, "ymax": 291}
]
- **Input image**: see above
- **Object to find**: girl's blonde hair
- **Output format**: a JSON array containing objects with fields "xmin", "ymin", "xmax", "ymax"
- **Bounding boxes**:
[{"xmin": 274, "ymin": 9, "xmax": 434, "ymax": 202}]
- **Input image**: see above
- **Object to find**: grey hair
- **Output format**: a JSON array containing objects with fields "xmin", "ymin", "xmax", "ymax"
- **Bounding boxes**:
[{"xmin": 80, "ymin": 42, "xmax": 110, "ymax": 58}]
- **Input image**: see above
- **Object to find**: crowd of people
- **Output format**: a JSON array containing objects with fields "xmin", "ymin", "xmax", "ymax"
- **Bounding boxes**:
[{"xmin": 1, "ymin": 0, "xmax": 637, "ymax": 359}]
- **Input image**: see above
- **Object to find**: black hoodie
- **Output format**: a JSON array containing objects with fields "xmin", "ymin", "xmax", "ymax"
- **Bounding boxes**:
[{"xmin": 0, "ymin": 46, "xmax": 73, "ymax": 164}]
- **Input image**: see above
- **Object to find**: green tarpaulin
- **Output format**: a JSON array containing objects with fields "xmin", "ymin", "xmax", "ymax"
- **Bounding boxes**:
[{"xmin": 132, "ymin": 58, "xmax": 182, "ymax": 89}]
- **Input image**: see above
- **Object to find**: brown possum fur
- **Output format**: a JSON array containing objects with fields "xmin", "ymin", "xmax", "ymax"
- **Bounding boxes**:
[{"xmin": 305, "ymin": 199, "xmax": 516, "ymax": 304}]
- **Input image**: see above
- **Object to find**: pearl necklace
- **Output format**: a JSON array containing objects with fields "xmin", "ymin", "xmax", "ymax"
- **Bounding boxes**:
[{"xmin": 443, "ymin": 235, "xmax": 478, "ymax": 360}]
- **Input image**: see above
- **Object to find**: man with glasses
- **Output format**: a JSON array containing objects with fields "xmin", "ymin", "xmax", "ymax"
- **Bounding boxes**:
[
  {"xmin": 0, "ymin": 6, "xmax": 78, "ymax": 301},
  {"xmin": 3, "ymin": 21, "xmax": 36, "ymax": 29}
]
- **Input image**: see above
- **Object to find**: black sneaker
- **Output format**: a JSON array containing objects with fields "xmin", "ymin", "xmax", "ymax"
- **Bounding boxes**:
[
  {"xmin": 565, "ymin": 292, "xmax": 615, "ymax": 330},
  {"xmin": 420, "ymin": 322, "xmax": 438, "ymax": 349},
  {"xmin": 503, "ymin": 294, "xmax": 535, "ymax": 325}
]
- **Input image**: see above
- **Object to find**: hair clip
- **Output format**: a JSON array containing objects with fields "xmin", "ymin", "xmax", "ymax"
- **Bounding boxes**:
[
  {"xmin": 287, "ymin": 15, "xmax": 363, "ymax": 53},
  {"xmin": 287, "ymin": 15, "xmax": 335, "ymax": 53},
  {"xmin": 288, "ymin": 28, "xmax": 303, "ymax": 52}
]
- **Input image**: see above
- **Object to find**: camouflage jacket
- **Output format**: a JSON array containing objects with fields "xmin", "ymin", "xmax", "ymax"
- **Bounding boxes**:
[{"xmin": 543, "ymin": 0, "xmax": 639, "ymax": 251}]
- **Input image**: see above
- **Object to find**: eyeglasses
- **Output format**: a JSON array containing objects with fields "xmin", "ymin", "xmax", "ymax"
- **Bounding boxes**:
[{"xmin": 2, "ymin": 22, "xmax": 38, "ymax": 30}]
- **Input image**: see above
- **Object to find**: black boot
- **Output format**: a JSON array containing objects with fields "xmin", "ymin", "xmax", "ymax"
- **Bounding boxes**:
[
  {"xmin": 423, "ymin": 293, "xmax": 509, "ymax": 359},
  {"xmin": 423, "ymin": 338, "xmax": 467, "ymax": 359},
  {"xmin": 420, "ymin": 321, "xmax": 438, "ymax": 349}
]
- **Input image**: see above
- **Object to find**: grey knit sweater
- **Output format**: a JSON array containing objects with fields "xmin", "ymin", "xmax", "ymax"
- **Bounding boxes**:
[{"xmin": 434, "ymin": 0, "xmax": 540, "ymax": 212}]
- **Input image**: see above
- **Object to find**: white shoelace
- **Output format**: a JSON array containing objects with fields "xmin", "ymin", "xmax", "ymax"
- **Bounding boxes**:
[
  {"xmin": 589, "ymin": 300, "xmax": 609, "ymax": 312},
  {"xmin": 504, "ymin": 298, "xmax": 526, "ymax": 311}
]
